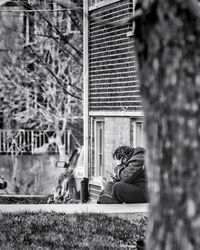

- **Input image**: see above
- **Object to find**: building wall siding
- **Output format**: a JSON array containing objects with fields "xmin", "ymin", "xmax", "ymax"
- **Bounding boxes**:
[
  {"xmin": 89, "ymin": 0, "xmax": 142, "ymax": 111},
  {"xmin": 104, "ymin": 117, "xmax": 130, "ymax": 173}
]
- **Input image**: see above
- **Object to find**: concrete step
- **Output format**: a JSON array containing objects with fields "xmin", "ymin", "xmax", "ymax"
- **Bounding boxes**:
[{"xmin": 0, "ymin": 203, "xmax": 148, "ymax": 220}]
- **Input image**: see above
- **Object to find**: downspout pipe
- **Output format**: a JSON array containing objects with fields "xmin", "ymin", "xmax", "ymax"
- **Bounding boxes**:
[{"xmin": 83, "ymin": 0, "xmax": 89, "ymax": 178}]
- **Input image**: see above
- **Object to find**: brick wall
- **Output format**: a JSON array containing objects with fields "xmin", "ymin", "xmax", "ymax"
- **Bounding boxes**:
[{"xmin": 89, "ymin": 0, "xmax": 142, "ymax": 111}]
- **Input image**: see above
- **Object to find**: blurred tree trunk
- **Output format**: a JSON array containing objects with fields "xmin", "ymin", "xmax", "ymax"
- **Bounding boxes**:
[{"xmin": 135, "ymin": 0, "xmax": 200, "ymax": 249}]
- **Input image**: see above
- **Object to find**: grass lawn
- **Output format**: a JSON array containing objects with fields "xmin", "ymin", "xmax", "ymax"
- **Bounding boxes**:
[{"xmin": 0, "ymin": 212, "xmax": 147, "ymax": 249}]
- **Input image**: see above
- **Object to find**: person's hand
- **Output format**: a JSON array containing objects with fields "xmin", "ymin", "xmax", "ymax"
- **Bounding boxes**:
[
  {"xmin": 114, "ymin": 164, "xmax": 124, "ymax": 174},
  {"xmin": 104, "ymin": 171, "xmax": 115, "ymax": 182},
  {"xmin": 112, "ymin": 175, "xmax": 120, "ymax": 182}
]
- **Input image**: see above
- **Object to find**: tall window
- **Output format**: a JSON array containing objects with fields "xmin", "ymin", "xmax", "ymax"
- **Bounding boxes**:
[
  {"xmin": 131, "ymin": 119, "xmax": 145, "ymax": 147},
  {"xmin": 95, "ymin": 119, "xmax": 104, "ymax": 177},
  {"xmin": 23, "ymin": 12, "xmax": 35, "ymax": 44},
  {"xmin": 136, "ymin": 121, "xmax": 143, "ymax": 146}
]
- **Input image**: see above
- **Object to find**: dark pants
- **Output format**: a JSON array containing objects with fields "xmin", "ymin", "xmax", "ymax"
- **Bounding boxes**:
[
  {"xmin": 112, "ymin": 182, "xmax": 147, "ymax": 203},
  {"xmin": 99, "ymin": 181, "xmax": 147, "ymax": 204}
]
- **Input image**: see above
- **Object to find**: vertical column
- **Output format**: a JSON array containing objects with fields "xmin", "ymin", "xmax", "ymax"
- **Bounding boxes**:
[{"xmin": 83, "ymin": 0, "xmax": 89, "ymax": 178}]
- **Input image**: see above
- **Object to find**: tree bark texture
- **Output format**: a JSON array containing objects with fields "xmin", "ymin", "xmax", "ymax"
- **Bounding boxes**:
[{"xmin": 135, "ymin": 0, "xmax": 200, "ymax": 249}]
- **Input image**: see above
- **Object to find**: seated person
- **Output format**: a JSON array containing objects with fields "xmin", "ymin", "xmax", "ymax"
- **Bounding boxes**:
[{"xmin": 97, "ymin": 146, "xmax": 148, "ymax": 204}]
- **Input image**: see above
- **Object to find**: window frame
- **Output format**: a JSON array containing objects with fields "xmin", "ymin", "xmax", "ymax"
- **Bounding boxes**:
[{"xmin": 94, "ymin": 117, "xmax": 105, "ymax": 177}]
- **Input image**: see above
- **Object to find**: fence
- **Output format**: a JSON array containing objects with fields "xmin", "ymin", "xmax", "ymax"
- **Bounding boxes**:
[{"xmin": 0, "ymin": 130, "xmax": 72, "ymax": 155}]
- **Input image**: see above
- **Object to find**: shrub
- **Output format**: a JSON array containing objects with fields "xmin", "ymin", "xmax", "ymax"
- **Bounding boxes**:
[{"xmin": 0, "ymin": 196, "xmax": 48, "ymax": 204}]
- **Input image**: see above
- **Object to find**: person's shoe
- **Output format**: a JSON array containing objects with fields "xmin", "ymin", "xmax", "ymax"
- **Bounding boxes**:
[
  {"xmin": 0, "ymin": 177, "xmax": 7, "ymax": 189},
  {"xmin": 97, "ymin": 194, "xmax": 119, "ymax": 204},
  {"xmin": 136, "ymin": 240, "xmax": 145, "ymax": 250}
]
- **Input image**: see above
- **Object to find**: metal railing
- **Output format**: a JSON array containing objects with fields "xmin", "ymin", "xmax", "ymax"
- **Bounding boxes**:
[{"xmin": 0, "ymin": 130, "xmax": 71, "ymax": 155}]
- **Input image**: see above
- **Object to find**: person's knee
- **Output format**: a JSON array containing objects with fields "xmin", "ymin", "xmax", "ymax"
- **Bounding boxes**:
[
  {"xmin": 112, "ymin": 182, "xmax": 122, "ymax": 192},
  {"xmin": 103, "ymin": 182, "xmax": 112, "ymax": 195},
  {"xmin": 112, "ymin": 182, "xmax": 124, "ymax": 202}
]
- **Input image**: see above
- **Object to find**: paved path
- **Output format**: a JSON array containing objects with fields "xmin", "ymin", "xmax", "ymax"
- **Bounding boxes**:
[{"xmin": 0, "ymin": 203, "xmax": 148, "ymax": 214}]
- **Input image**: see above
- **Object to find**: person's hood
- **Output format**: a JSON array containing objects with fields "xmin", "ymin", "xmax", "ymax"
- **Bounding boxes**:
[{"xmin": 127, "ymin": 147, "xmax": 145, "ymax": 167}]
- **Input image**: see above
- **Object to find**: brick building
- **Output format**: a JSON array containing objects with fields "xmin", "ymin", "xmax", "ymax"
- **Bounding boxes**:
[{"xmin": 83, "ymin": 0, "xmax": 145, "ymax": 199}]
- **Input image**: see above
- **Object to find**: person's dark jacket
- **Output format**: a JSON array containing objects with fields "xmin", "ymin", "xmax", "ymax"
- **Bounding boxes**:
[{"xmin": 114, "ymin": 147, "xmax": 146, "ymax": 190}]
